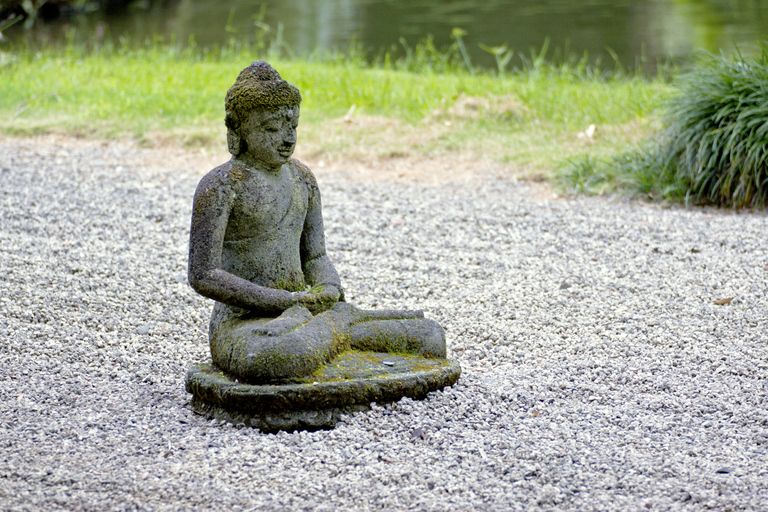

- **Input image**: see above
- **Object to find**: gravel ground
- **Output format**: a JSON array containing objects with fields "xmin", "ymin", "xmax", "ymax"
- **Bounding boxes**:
[{"xmin": 1, "ymin": 137, "xmax": 767, "ymax": 512}]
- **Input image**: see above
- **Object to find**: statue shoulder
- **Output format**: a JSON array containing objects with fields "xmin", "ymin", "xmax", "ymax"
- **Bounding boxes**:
[
  {"xmin": 194, "ymin": 161, "xmax": 239, "ymax": 201},
  {"xmin": 290, "ymin": 158, "xmax": 319, "ymax": 190}
]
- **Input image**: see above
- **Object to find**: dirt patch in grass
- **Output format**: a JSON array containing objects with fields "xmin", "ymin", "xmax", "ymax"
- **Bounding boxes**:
[
  {"xmin": 3, "ymin": 115, "xmax": 531, "ymax": 176},
  {"xmin": 1, "ymin": 116, "xmax": 557, "ymax": 199}
]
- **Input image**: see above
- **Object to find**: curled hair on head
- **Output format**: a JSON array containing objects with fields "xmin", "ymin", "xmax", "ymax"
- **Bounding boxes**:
[{"xmin": 224, "ymin": 61, "xmax": 302, "ymax": 156}]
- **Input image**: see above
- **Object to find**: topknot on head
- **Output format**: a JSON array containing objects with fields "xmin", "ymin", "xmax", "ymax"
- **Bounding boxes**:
[
  {"xmin": 236, "ymin": 61, "xmax": 283, "ymax": 82},
  {"xmin": 225, "ymin": 61, "xmax": 301, "ymax": 124}
]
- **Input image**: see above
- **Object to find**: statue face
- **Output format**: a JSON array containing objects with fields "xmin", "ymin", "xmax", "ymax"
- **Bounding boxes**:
[{"xmin": 241, "ymin": 106, "xmax": 300, "ymax": 170}]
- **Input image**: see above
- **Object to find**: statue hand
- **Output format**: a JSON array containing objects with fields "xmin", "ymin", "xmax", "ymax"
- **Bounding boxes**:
[{"xmin": 297, "ymin": 284, "xmax": 341, "ymax": 315}]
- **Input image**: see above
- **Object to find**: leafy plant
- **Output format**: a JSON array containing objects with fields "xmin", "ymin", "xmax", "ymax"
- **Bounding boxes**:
[
  {"xmin": 561, "ymin": 45, "xmax": 768, "ymax": 208},
  {"xmin": 479, "ymin": 44, "xmax": 513, "ymax": 75},
  {"xmin": 451, "ymin": 27, "xmax": 473, "ymax": 74},
  {"xmin": 659, "ymin": 46, "xmax": 768, "ymax": 207},
  {"xmin": 0, "ymin": 13, "xmax": 23, "ymax": 33},
  {"xmin": 555, "ymin": 153, "xmax": 621, "ymax": 195}
]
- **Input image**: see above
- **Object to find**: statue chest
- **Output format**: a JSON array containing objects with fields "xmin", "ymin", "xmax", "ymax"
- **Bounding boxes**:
[{"xmin": 225, "ymin": 169, "xmax": 308, "ymax": 241}]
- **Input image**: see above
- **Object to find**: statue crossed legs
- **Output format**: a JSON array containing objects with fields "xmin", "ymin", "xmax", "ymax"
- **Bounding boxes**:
[{"xmin": 210, "ymin": 301, "xmax": 445, "ymax": 381}]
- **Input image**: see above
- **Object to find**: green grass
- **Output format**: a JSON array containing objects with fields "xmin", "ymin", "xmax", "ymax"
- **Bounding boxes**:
[
  {"xmin": 557, "ymin": 45, "xmax": 768, "ymax": 208},
  {"xmin": 0, "ymin": 38, "xmax": 669, "ymax": 178}
]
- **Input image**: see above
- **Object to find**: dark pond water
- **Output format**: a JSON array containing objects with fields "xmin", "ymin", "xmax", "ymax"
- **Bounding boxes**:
[{"xmin": 5, "ymin": 0, "xmax": 768, "ymax": 72}]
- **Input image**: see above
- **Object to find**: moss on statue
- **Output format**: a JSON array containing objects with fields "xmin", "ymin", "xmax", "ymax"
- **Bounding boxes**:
[
  {"xmin": 185, "ymin": 62, "xmax": 457, "ymax": 428},
  {"xmin": 225, "ymin": 61, "xmax": 302, "ymax": 118}
]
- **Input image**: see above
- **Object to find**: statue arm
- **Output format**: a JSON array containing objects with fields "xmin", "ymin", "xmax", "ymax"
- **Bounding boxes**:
[
  {"xmin": 188, "ymin": 173, "xmax": 297, "ymax": 315},
  {"xmin": 299, "ymin": 167, "xmax": 344, "ymax": 303}
]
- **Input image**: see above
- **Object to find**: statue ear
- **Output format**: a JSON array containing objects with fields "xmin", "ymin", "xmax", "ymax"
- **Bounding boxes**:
[
  {"xmin": 227, "ymin": 128, "xmax": 241, "ymax": 156},
  {"xmin": 225, "ymin": 113, "xmax": 242, "ymax": 156}
]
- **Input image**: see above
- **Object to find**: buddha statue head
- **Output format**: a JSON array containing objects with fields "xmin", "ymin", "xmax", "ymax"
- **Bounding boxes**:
[{"xmin": 224, "ymin": 61, "xmax": 302, "ymax": 157}]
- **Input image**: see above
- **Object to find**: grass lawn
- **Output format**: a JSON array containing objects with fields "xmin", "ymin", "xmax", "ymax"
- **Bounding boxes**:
[{"xmin": 1, "ymin": 41, "xmax": 670, "ymax": 183}]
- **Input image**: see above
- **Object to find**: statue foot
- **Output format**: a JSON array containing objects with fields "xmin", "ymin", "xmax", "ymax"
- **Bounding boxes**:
[
  {"xmin": 418, "ymin": 319, "xmax": 447, "ymax": 358},
  {"xmin": 349, "ymin": 318, "xmax": 446, "ymax": 358}
]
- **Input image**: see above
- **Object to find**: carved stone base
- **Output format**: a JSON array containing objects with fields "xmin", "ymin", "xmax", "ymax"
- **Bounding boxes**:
[{"xmin": 186, "ymin": 351, "xmax": 461, "ymax": 432}]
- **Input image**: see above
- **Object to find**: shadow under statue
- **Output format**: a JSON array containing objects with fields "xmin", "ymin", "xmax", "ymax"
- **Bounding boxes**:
[{"xmin": 185, "ymin": 62, "xmax": 460, "ymax": 431}]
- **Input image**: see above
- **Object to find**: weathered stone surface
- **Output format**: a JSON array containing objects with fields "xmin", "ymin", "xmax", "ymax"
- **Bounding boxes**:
[
  {"xmin": 186, "ymin": 351, "xmax": 461, "ymax": 432},
  {"xmin": 208, "ymin": 301, "xmax": 447, "ymax": 383},
  {"xmin": 184, "ymin": 61, "xmax": 459, "ymax": 428}
]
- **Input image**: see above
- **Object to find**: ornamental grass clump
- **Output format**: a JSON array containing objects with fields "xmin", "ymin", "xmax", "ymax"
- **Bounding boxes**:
[{"xmin": 654, "ymin": 47, "xmax": 768, "ymax": 207}]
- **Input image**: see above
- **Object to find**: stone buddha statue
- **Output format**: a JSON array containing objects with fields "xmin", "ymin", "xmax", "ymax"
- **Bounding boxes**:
[{"xmin": 188, "ymin": 61, "xmax": 445, "ymax": 383}]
